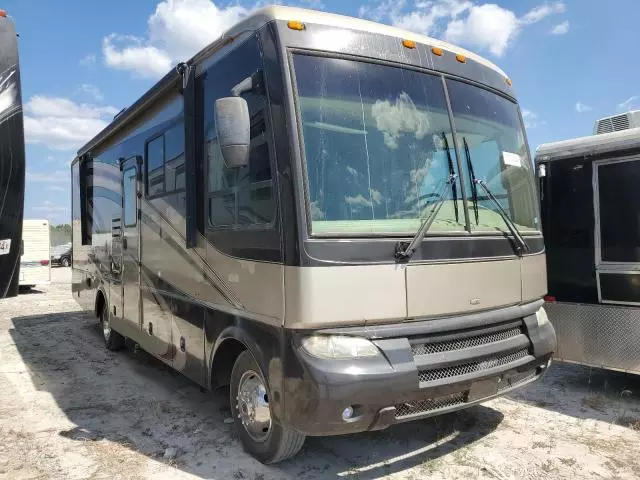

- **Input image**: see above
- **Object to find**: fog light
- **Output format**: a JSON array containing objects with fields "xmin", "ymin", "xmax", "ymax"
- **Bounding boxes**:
[{"xmin": 342, "ymin": 406, "xmax": 354, "ymax": 420}]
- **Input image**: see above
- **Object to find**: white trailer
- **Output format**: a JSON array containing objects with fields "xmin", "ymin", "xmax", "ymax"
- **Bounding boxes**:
[{"xmin": 20, "ymin": 219, "xmax": 51, "ymax": 288}]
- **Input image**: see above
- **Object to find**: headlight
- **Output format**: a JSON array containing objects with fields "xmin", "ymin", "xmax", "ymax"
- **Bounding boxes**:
[
  {"xmin": 300, "ymin": 335, "xmax": 380, "ymax": 360},
  {"xmin": 536, "ymin": 307, "xmax": 550, "ymax": 327}
]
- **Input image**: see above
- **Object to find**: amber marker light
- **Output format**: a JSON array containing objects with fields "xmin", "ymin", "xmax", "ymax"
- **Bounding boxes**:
[
  {"xmin": 455, "ymin": 54, "xmax": 466, "ymax": 63},
  {"xmin": 287, "ymin": 20, "xmax": 305, "ymax": 31},
  {"xmin": 402, "ymin": 39, "xmax": 416, "ymax": 49},
  {"xmin": 431, "ymin": 47, "xmax": 444, "ymax": 56}
]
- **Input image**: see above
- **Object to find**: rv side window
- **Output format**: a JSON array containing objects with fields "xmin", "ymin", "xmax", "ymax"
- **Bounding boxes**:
[
  {"xmin": 123, "ymin": 167, "xmax": 137, "ymax": 227},
  {"xmin": 147, "ymin": 136, "xmax": 164, "ymax": 196},
  {"xmin": 203, "ymin": 35, "xmax": 275, "ymax": 229},
  {"xmin": 145, "ymin": 122, "xmax": 186, "ymax": 196},
  {"xmin": 165, "ymin": 122, "xmax": 185, "ymax": 191}
]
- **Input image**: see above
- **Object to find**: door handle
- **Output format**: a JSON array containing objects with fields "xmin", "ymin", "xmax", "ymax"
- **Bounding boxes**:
[{"xmin": 122, "ymin": 237, "xmax": 128, "ymax": 250}]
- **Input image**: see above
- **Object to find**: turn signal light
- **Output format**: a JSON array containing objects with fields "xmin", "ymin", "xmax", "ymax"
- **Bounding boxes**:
[
  {"xmin": 402, "ymin": 39, "xmax": 416, "ymax": 49},
  {"xmin": 287, "ymin": 20, "xmax": 305, "ymax": 31},
  {"xmin": 0, "ymin": 10, "xmax": 7, "ymax": 17},
  {"xmin": 543, "ymin": 295, "xmax": 556, "ymax": 303}
]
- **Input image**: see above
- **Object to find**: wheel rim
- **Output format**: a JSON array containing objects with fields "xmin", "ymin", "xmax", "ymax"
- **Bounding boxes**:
[
  {"xmin": 63, "ymin": 258, "xmax": 69, "ymax": 267},
  {"xmin": 236, "ymin": 370, "xmax": 271, "ymax": 442},
  {"xmin": 102, "ymin": 307, "xmax": 111, "ymax": 341}
]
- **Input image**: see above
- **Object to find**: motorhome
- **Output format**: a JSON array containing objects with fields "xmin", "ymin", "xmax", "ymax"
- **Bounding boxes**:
[
  {"xmin": 0, "ymin": 8, "xmax": 26, "ymax": 298},
  {"xmin": 71, "ymin": 6, "xmax": 556, "ymax": 463},
  {"xmin": 20, "ymin": 219, "xmax": 51, "ymax": 289},
  {"xmin": 537, "ymin": 110, "xmax": 640, "ymax": 374}
]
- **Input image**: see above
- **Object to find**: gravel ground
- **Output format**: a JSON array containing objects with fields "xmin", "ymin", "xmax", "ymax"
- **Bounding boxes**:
[{"xmin": 1, "ymin": 268, "xmax": 639, "ymax": 479}]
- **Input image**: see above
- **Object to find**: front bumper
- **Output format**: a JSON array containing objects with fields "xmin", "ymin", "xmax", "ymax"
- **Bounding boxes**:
[{"xmin": 283, "ymin": 300, "xmax": 555, "ymax": 436}]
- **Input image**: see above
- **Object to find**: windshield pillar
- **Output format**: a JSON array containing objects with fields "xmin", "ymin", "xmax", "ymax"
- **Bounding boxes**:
[{"xmin": 441, "ymin": 76, "xmax": 471, "ymax": 232}]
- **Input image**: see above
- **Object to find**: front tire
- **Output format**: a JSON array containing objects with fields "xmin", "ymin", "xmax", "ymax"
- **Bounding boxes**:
[
  {"xmin": 61, "ymin": 257, "xmax": 70, "ymax": 267},
  {"xmin": 100, "ymin": 301, "xmax": 124, "ymax": 351},
  {"xmin": 230, "ymin": 351, "xmax": 305, "ymax": 464}
]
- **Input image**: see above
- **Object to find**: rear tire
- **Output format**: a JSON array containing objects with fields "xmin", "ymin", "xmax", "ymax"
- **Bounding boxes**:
[
  {"xmin": 230, "ymin": 351, "xmax": 305, "ymax": 464},
  {"xmin": 61, "ymin": 257, "xmax": 70, "ymax": 267},
  {"xmin": 100, "ymin": 301, "xmax": 124, "ymax": 351}
]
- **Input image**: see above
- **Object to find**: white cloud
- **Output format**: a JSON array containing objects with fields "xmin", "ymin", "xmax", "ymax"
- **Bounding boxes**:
[
  {"xmin": 79, "ymin": 54, "xmax": 96, "ymax": 67},
  {"xmin": 360, "ymin": 1, "xmax": 567, "ymax": 57},
  {"xmin": 618, "ymin": 96, "xmax": 639, "ymax": 112},
  {"xmin": 27, "ymin": 170, "xmax": 70, "ymax": 183},
  {"xmin": 445, "ymin": 4, "xmax": 518, "ymax": 56},
  {"xmin": 46, "ymin": 185, "xmax": 67, "ymax": 192},
  {"xmin": 522, "ymin": 109, "xmax": 541, "ymax": 129},
  {"xmin": 32, "ymin": 200, "xmax": 69, "ymax": 213},
  {"xmin": 550, "ymin": 20, "xmax": 569, "ymax": 35},
  {"xmin": 520, "ymin": 2, "xmax": 566, "ymax": 25},
  {"xmin": 79, "ymin": 84, "xmax": 104, "ymax": 102},
  {"xmin": 103, "ymin": 34, "xmax": 172, "ymax": 78},
  {"xmin": 575, "ymin": 101, "xmax": 592, "ymax": 113},
  {"xmin": 23, "ymin": 96, "xmax": 119, "ymax": 150},
  {"xmin": 102, "ymin": 0, "xmax": 249, "ymax": 78}
]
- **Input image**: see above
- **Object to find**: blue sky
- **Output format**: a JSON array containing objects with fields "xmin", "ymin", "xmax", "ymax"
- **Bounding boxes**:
[{"xmin": 5, "ymin": 0, "xmax": 640, "ymax": 224}]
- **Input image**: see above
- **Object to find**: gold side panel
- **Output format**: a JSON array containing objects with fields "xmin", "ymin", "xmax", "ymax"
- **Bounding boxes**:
[
  {"xmin": 406, "ymin": 259, "xmax": 521, "ymax": 317},
  {"xmin": 521, "ymin": 253, "xmax": 547, "ymax": 302},
  {"xmin": 284, "ymin": 265, "xmax": 407, "ymax": 327}
]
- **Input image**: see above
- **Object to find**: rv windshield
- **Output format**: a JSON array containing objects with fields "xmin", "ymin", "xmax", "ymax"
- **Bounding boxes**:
[{"xmin": 293, "ymin": 54, "xmax": 539, "ymax": 236}]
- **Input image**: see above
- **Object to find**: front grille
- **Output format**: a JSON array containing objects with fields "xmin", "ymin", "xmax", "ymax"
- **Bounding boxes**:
[
  {"xmin": 418, "ymin": 348, "xmax": 530, "ymax": 383},
  {"xmin": 411, "ymin": 327, "xmax": 522, "ymax": 356},
  {"xmin": 395, "ymin": 392, "xmax": 466, "ymax": 418},
  {"xmin": 498, "ymin": 369, "xmax": 538, "ymax": 391}
]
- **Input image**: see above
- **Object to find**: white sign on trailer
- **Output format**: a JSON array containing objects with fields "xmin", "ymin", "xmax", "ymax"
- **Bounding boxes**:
[{"xmin": 0, "ymin": 238, "xmax": 10, "ymax": 255}]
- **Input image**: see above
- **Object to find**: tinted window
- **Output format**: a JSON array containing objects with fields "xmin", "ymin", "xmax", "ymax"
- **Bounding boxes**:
[
  {"xmin": 123, "ymin": 167, "xmax": 137, "ymax": 226},
  {"xmin": 147, "ymin": 136, "xmax": 164, "ymax": 196},
  {"xmin": 447, "ymin": 79, "xmax": 538, "ymax": 232},
  {"xmin": 598, "ymin": 159, "xmax": 640, "ymax": 262},
  {"xmin": 204, "ymin": 35, "xmax": 275, "ymax": 228},
  {"xmin": 293, "ymin": 54, "xmax": 463, "ymax": 235},
  {"xmin": 165, "ymin": 123, "xmax": 185, "ymax": 191}
]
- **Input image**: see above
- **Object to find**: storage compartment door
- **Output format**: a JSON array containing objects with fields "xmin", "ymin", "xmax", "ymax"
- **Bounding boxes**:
[{"xmin": 595, "ymin": 157, "xmax": 640, "ymax": 304}]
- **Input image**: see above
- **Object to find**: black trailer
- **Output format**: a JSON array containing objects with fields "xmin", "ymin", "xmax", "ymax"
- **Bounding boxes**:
[
  {"xmin": 0, "ymin": 9, "xmax": 25, "ymax": 298},
  {"xmin": 537, "ymin": 123, "xmax": 640, "ymax": 374}
]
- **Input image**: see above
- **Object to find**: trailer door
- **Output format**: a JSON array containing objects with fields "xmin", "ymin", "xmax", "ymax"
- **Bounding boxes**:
[
  {"xmin": 121, "ymin": 157, "xmax": 141, "ymax": 332},
  {"xmin": 594, "ymin": 156, "xmax": 640, "ymax": 305}
]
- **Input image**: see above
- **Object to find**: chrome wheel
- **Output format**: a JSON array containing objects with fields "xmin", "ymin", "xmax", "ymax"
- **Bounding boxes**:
[
  {"xmin": 102, "ymin": 307, "xmax": 111, "ymax": 341},
  {"xmin": 236, "ymin": 370, "xmax": 271, "ymax": 442}
]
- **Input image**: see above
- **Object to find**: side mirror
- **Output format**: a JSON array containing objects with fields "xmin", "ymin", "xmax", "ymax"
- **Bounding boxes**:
[{"xmin": 214, "ymin": 97, "xmax": 250, "ymax": 169}]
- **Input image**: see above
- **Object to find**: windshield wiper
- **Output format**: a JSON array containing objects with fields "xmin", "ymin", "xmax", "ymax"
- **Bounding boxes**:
[
  {"xmin": 474, "ymin": 178, "xmax": 530, "ymax": 256},
  {"xmin": 395, "ymin": 174, "xmax": 457, "ymax": 260},
  {"xmin": 441, "ymin": 132, "xmax": 459, "ymax": 223},
  {"xmin": 462, "ymin": 137, "xmax": 479, "ymax": 225}
]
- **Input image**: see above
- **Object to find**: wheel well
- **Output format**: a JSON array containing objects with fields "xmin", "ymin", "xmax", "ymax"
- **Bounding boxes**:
[
  {"xmin": 211, "ymin": 339, "xmax": 246, "ymax": 388},
  {"xmin": 94, "ymin": 290, "xmax": 106, "ymax": 319}
]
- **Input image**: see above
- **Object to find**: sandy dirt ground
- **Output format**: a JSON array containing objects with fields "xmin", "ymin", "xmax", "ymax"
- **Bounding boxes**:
[{"xmin": 1, "ymin": 268, "xmax": 640, "ymax": 479}]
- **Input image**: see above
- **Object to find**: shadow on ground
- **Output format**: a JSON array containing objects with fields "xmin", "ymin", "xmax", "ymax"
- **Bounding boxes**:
[
  {"xmin": 17, "ymin": 286, "xmax": 45, "ymax": 295},
  {"xmin": 506, "ymin": 360, "xmax": 640, "ymax": 430},
  {"xmin": 8, "ymin": 311, "xmax": 504, "ymax": 479}
]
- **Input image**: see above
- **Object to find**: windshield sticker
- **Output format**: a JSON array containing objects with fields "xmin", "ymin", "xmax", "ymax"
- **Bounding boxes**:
[
  {"xmin": 502, "ymin": 151, "xmax": 522, "ymax": 167},
  {"xmin": 0, "ymin": 238, "xmax": 11, "ymax": 256}
]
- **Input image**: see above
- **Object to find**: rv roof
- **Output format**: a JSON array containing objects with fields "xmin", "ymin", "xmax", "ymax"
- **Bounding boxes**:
[
  {"xmin": 227, "ymin": 6, "xmax": 506, "ymax": 76},
  {"xmin": 76, "ymin": 5, "xmax": 507, "ymax": 159},
  {"xmin": 536, "ymin": 127, "xmax": 640, "ymax": 162}
]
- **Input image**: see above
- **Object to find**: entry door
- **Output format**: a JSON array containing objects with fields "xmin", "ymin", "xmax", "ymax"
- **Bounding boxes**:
[
  {"xmin": 121, "ymin": 157, "xmax": 142, "ymax": 332},
  {"xmin": 594, "ymin": 156, "xmax": 640, "ymax": 305}
]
